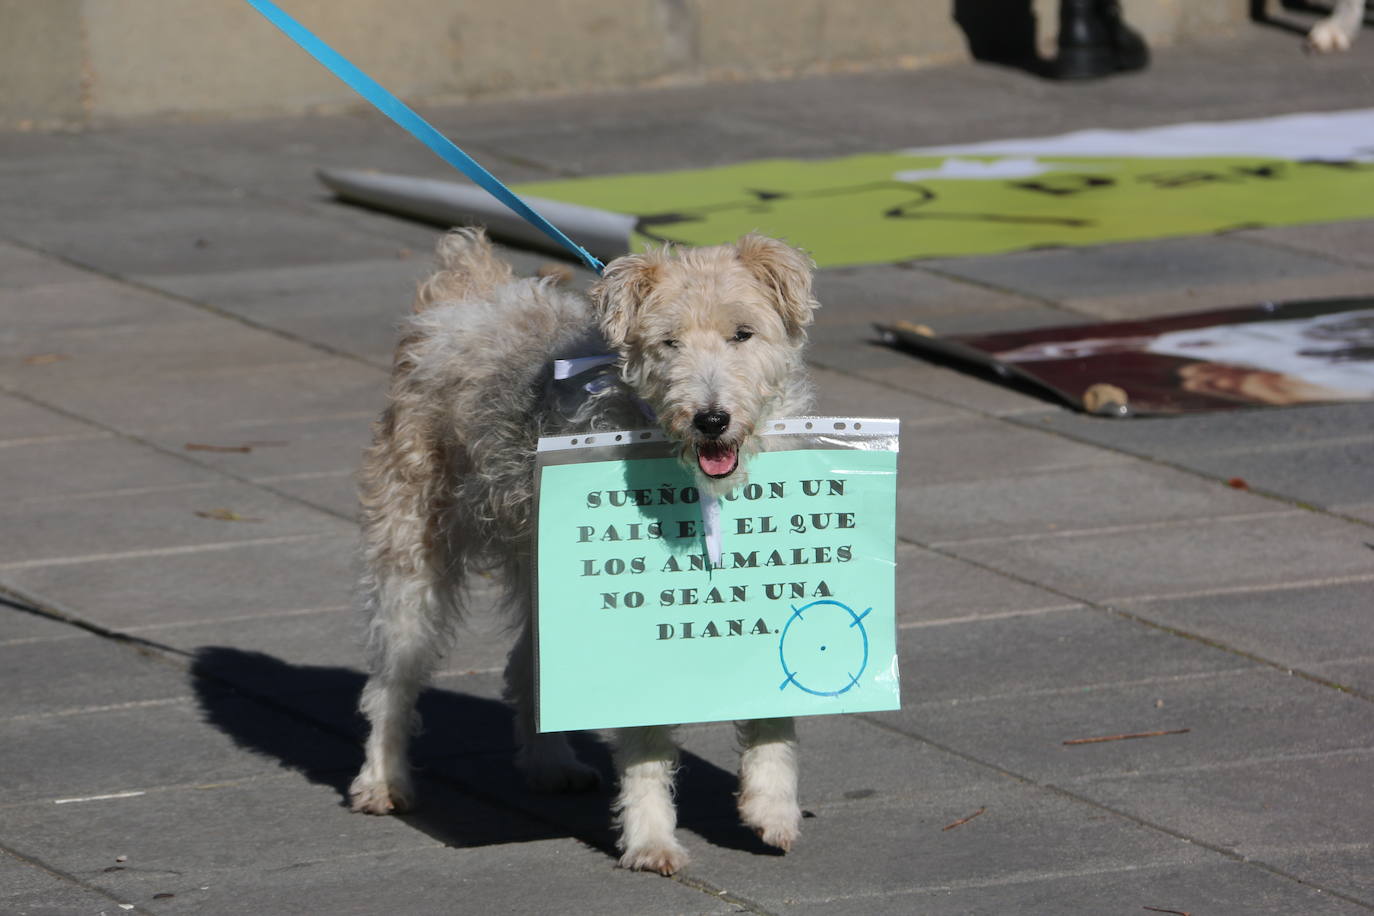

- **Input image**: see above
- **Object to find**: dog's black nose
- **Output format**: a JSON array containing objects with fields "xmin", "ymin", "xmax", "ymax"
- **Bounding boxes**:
[{"xmin": 693, "ymin": 409, "xmax": 731, "ymax": 437}]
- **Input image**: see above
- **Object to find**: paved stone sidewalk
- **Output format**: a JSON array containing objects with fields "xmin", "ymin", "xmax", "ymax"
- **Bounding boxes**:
[{"xmin": 2, "ymin": 27, "xmax": 1373, "ymax": 915}]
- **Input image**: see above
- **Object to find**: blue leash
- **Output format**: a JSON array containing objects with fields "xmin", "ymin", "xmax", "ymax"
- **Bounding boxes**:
[{"xmin": 243, "ymin": 0, "xmax": 606, "ymax": 275}]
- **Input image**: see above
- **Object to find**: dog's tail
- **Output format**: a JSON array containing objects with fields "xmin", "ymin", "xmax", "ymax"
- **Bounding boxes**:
[{"xmin": 413, "ymin": 227, "xmax": 514, "ymax": 312}]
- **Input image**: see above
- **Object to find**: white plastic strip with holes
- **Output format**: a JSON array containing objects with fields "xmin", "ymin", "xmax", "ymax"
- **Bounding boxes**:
[{"xmin": 535, "ymin": 417, "xmax": 901, "ymax": 453}]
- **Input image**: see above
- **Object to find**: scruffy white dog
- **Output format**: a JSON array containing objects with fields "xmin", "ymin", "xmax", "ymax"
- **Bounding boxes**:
[
  {"xmin": 1307, "ymin": 0, "xmax": 1366, "ymax": 51},
  {"xmin": 349, "ymin": 228, "xmax": 819, "ymax": 875}
]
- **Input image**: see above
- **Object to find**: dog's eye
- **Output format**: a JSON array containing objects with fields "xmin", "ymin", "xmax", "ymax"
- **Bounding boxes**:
[
  {"xmin": 731, "ymin": 328, "xmax": 754, "ymax": 343},
  {"xmin": 663, "ymin": 339, "xmax": 680, "ymax": 349}
]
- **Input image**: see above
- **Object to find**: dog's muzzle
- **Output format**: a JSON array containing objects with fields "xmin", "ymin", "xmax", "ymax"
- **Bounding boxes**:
[{"xmin": 693, "ymin": 409, "xmax": 738, "ymax": 478}]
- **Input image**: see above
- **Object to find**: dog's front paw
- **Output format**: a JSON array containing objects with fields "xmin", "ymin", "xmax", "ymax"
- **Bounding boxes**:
[
  {"xmin": 619, "ymin": 840, "xmax": 690, "ymax": 876},
  {"xmin": 349, "ymin": 772, "xmax": 414, "ymax": 815},
  {"xmin": 739, "ymin": 794, "xmax": 802, "ymax": 852},
  {"xmin": 1308, "ymin": 20, "xmax": 1354, "ymax": 52}
]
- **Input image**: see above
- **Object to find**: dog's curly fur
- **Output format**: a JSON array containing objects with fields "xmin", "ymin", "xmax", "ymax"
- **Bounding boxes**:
[{"xmin": 350, "ymin": 228, "xmax": 820, "ymax": 875}]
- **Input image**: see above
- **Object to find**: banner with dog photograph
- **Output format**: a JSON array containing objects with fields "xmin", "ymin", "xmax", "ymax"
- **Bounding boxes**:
[
  {"xmin": 532, "ymin": 418, "xmax": 900, "ymax": 732},
  {"xmin": 880, "ymin": 298, "xmax": 1374, "ymax": 416}
]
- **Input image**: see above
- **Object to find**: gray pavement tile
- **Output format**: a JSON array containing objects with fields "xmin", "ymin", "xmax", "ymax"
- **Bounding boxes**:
[
  {"xmin": 0, "ymin": 482, "xmax": 349, "ymax": 568},
  {"xmin": 81, "ymin": 840, "xmax": 725, "ymax": 916},
  {"xmin": 1017, "ymin": 401, "xmax": 1374, "ymax": 462},
  {"xmin": 812, "ymin": 263, "xmax": 1043, "ymax": 328},
  {"xmin": 1118, "ymin": 580, "xmax": 1374, "ymax": 675},
  {"xmin": 1306, "ymin": 658, "xmax": 1374, "ymax": 698},
  {"xmin": 180, "ymin": 29, "xmax": 1371, "ymax": 161},
  {"xmin": 887, "ymin": 668, "xmax": 1373, "ymax": 785},
  {"xmin": 1080, "ymin": 29, "xmax": 1374, "ymax": 122},
  {"xmin": 809, "ymin": 365, "xmax": 967, "ymax": 425},
  {"xmin": 0, "ymin": 277, "xmax": 184, "ymax": 340},
  {"xmin": 1238, "ymin": 219, "xmax": 1374, "ymax": 270},
  {"xmin": 677, "ymin": 713, "xmax": 1010, "ymax": 809},
  {"xmin": 904, "ymin": 462, "xmax": 1284, "ymax": 545},
  {"xmin": 0, "ymin": 634, "xmax": 195, "ymax": 721},
  {"xmin": 0, "ymin": 140, "xmax": 186, "ymax": 225},
  {"xmin": 675, "ymin": 782, "xmax": 1209, "ymax": 912},
  {"xmin": 1, "ymin": 533, "xmax": 355, "ymax": 630},
  {"xmin": 0, "ymin": 600, "xmax": 87, "ymax": 644},
  {"xmin": 186, "ymin": 647, "xmax": 512, "ymax": 760},
  {"xmin": 0, "ymin": 697, "xmax": 348, "ymax": 802},
  {"xmin": 781, "ymin": 859, "xmax": 1372, "ymax": 916},
  {"xmin": 9, "ymin": 182, "xmax": 411, "ymax": 278},
  {"xmin": 1336, "ymin": 501, "xmax": 1374, "ymax": 525},
  {"xmin": 141, "ymin": 257, "xmax": 432, "ymax": 366},
  {"xmin": 897, "ymin": 607, "xmax": 1252, "ymax": 707},
  {"xmin": 923, "ymin": 237, "xmax": 1354, "ymax": 309},
  {"xmin": 0, "ymin": 392, "xmax": 101, "ymax": 444},
  {"xmin": 1166, "ymin": 439, "xmax": 1374, "ymax": 510},
  {"xmin": 140, "ymin": 608, "xmax": 360, "ymax": 672},
  {"xmin": 102, "ymin": 111, "xmax": 575, "ymax": 202},
  {"xmin": 0, "ymin": 851, "xmax": 130, "ymax": 916},
  {"xmin": 896, "ymin": 415, "xmax": 1130, "ymax": 491},
  {"xmin": 890, "ymin": 305, "xmax": 1080, "ymax": 338},
  {"xmin": 1077, "ymin": 750, "xmax": 1374, "ymax": 894},
  {"xmin": 177, "ymin": 658, "xmax": 612, "ymax": 850},
  {"xmin": 685, "ymin": 65, "xmax": 1055, "ymax": 152},
  {"xmin": 1067, "ymin": 269, "xmax": 1374, "ymax": 321},
  {"xmin": 894, "ymin": 543, "xmax": 1076, "ymax": 625},
  {"xmin": 416, "ymin": 740, "xmax": 617, "ymax": 836},
  {"xmin": 0, "ymin": 240, "xmax": 96, "ymax": 291},
  {"xmin": 137, "ymin": 413, "xmax": 371, "ymax": 481},
  {"xmin": 821, "ymin": 353, "xmax": 1062, "ymax": 415},
  {"xmin": 0, "ymin": 435, "xmax": 224, "ymax": 503},
  {"xmin": 403, "ymin": 33, "xmax": 1297, "ymax": 156},
  {"xmin": 5, "ymin": 358, "xmax": 385, "ymax": 434},
  {"xmin": 1267, "ymin": 846, "xmax": 1374, "ymax": 906},
  {"xmin": 0, "ymin": 286, "xmax": 335, "ymax": 374},
  {"xmin": 0, "ymin": 775, "xmax": 554, "ymax": 894},
  {"xmin": 314, "ymin": 671, "xmax": 512, "ymax": 760},
  {"xmin": 259, "ymin": 470, "xmax": 361, "ymax": 519},
  {"xmin": 472, "ymin": 110, "xmax": 851, "ymax": 177},
  {"xmin": 804, "ymin": 325, "xmax": 917, "ymax": 374},
  {"xmin": 135, "ymin": 598, "xmax": 516, "ymax": 683},
  {"xmin": 726, "ymin": 31, "xmax": 1374, "ymax": 152},
  {"xmin": 945, "ymin": 511, "xmax": 1374, "ymax": 603}
]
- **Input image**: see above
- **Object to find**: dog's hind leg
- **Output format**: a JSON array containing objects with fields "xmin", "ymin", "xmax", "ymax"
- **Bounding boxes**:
[
  {"xmin": 502, "ymin": 605, "xmax": 600, "ymax": 792},
  {"xmin": 613, "ymin": 725, "xmax": 689, "ymax": 874},
  {"xmin": 350, "ymin": 572, "xmax": 452, "ymax": 815},
  {"xmin": 736, "ymin": 717, "xmax": 801, "ymax": 851}
]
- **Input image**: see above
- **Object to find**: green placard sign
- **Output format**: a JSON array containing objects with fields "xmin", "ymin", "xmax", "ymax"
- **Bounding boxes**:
[
  {"xmin": 515, "ymin": 153, "xmax": 1374, "ymax": 267},
  {"xmin": 534, "ymin": 425, "xmax": 899, "ymax": 732}
]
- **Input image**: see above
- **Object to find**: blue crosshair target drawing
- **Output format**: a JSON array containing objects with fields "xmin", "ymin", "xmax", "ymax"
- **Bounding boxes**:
[{"xmin": 778, "ymin": 599, "xmax": 871, "ymax": 697}]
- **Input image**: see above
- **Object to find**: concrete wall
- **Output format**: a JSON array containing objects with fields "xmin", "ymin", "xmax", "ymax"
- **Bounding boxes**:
[{"xmin": 1, "ymin": 0, "xmax": 1252, "ymax": 130}]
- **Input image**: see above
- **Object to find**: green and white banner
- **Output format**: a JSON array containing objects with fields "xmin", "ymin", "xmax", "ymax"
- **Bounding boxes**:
[
  {"xmin": 533, "ymin": 419, "xmax": 900, "ymax": 733},
  {"xmin": 513, "ymin": 109, "xmax": 1374, "ymax": 266}
]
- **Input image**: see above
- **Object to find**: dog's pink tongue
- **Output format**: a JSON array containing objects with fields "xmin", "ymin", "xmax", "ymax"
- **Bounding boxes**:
[{"xmin": 697, "ymin": 442, "xmax": 738, "ymax": 478}]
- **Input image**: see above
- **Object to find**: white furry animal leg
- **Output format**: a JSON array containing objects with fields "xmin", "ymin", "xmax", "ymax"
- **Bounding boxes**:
[
  {"xmin": 613, "ymin": 725, "xmax": 689, "ymax": 875},
  {"xmin": 350, "ymin": 579, "xmax": 448, "ymax": 815},
  {"xmin": 1308, "ymin": 0, "xmax": 1365, "ymax": 51},
  {"xmin": 736, "ymin": 717, "xmax": 801, "ymax": 852},
  {"xmin": 503, "ymin": 617, "xmax": 600, "ymax": 792}
]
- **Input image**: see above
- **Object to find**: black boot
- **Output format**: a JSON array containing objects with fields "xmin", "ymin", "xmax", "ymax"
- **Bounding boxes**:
[
  {"xmin": 1053, "ymin": 0, "xmax": 1149, "ymax": 80},
  {"xmin": 1055, "ymin": 0, "xmax": 1114, "ymax": 79},
  {"xmin": 1100, "ymin": 0, "xmax": 1149, "ymax": 73}
]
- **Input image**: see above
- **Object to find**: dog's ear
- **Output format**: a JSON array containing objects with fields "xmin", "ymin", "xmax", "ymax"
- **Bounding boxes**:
[
  {"xmin": 591, "ymin": 252, "xmax": 662, "ymax": 350},
  {"xmin": 734, "ymin": 234, "xmax": 818, "ymax": 340}
]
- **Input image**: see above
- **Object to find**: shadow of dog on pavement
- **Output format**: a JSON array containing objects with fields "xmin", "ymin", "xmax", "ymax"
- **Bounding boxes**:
[{"xmin": 189, "ymin": 647, "xmax": 783, "ymax": 859}]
